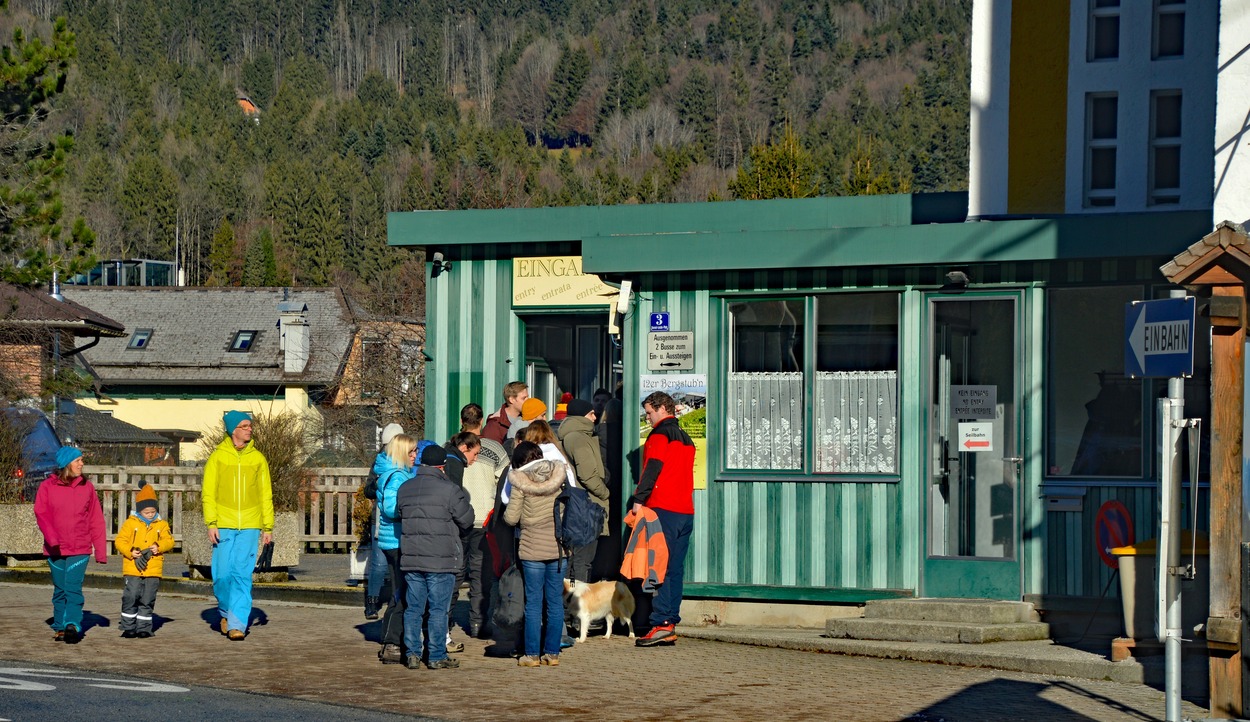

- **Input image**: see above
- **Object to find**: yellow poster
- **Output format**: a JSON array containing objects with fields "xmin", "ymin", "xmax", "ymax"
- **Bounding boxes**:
[
  {"xmin": 639, "ymin": 374, "xmax": 708, "ymax": 490},
  {"xmin": 512, "ymin": 256, "xmax": 614, "ymax": 307}
]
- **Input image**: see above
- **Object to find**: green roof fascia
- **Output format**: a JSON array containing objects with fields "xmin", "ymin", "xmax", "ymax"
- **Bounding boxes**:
[
  {"xmin": 386, "ymin": 192, "xmax": 967, "ymax": 250},
  {"xmin": 581, "ymin": 210, "xmax": 1213, "ymax": 274}
]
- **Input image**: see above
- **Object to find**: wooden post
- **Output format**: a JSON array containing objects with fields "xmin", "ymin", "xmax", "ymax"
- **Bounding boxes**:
[{"xmin": 1161, "ymin": 222, "xmax": 1250, "ymax": 718}]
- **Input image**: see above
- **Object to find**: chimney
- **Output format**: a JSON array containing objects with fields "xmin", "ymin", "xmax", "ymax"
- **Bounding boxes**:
[{"xmin": 278, "ymin": 300, "xmax": 310, "ymax": 374}]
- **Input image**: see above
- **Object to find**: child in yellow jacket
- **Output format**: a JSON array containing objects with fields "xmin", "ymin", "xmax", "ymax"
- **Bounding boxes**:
[{"xmin": 114, "ymin": 484, "xmax": 174, "ymax": 638}]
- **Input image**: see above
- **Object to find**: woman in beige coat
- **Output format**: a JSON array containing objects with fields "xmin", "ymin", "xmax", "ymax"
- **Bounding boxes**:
[{"xmin": 503, "ymin": 441, "xmax": 568, "ymax": 667}]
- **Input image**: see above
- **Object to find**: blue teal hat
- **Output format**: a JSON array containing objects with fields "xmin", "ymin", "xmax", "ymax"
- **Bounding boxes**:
[
  {"xmin": 224, "ymin": 410, "xmax": 252, "ymax": 436},
  {"xmin": 55, "ymin": 446, "xmax": 83, "ymax": 469}
]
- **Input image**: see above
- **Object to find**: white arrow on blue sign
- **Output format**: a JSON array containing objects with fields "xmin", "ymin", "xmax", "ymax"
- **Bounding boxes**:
[{"xmin": 1123, "ymin": 297, "xmax": 1195, "ymax": 378}]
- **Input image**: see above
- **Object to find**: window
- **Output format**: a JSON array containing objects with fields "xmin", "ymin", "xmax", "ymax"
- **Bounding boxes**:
[
  {"xmin": 1085, "ymin": 93, "xmax": 1118, "ymax": 208},
  {"xmin": 1153, "ymin": 0, "xmax": 1185, "ymax": 59},
  {"xmin": 1047, "ymin": 287, "xmax": 1144, "ymax": 477},
  {"xmin": 400, "ymin": 340, "xmax": 422, "ymax": 394},
  {"xmin": 1149, "ymin": 90, "xmax": 1182, "ymax": 205},
  {"xmin": 725, "ymin": 294, "xmax": 899, "ymax": 475},
  {"xmin": 1089, "ymin": 0, "xmax": 1120, "ymax": 61},
  {"xmin": 229, "ymin": 330, "xmax": 258, "ymax": 352},
  {"xmin": 127, "ymin": 329, "xmax": 153, "ymax": 349}
]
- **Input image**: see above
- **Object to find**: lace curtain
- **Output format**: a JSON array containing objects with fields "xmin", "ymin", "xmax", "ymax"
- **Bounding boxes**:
[{"xmin": 726, "ymin": 370, "xmax": 897, "ymax": 473}]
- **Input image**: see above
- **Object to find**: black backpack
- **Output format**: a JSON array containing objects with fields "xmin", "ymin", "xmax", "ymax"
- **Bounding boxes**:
[{"xmin": 553, "ymin": 480, "xmax": 605, "ymax": 553}]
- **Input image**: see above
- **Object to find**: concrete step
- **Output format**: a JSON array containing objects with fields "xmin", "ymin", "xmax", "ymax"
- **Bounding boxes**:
[
  {"xmin": 864, "ymin": 598, "xmax": 1041, "ymax": 625},
  {"xmin": 825, "ymin": 617, "xmax": 1051, "ymax": 644}
]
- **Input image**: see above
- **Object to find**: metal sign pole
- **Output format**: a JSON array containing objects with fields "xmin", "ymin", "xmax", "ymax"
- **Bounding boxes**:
[{"xmin": 1157, "ymin": 288, "xmax": 1187, "ymax": 722}]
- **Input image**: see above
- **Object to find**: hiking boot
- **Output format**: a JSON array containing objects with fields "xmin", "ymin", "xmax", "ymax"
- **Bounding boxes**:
[
  {"xmin": 517, "ymin": 655, "xmax": 540, "ymax": 667},
  {"xmin": 137, "ymin": 631, "xmax": 152, "ymax": 639},
  {"xmin": 63, "ymin": 625, "xmax": 80, "ymax": 644},
  {"xmin": 540, "ymin": 654, "xmax": 560, "ymax": 666},
  {"xmin": 378, "ymin": 644, "xmax": 403, "ymax": 664},
  {"xmin": 121, "ymin": 630, "xmax": 137, "ymax": 639},
  {"xmin": 219, "ymin": 619, "xmax": 229, "ymax": 635},
  {"xmin": 53, "ymin": 630, "xmax": 65, "ymax": 642},
  {"xmin": 227, "ymin": 629, "xmax": 245, "ymax": 641},
  {"xmin": 364, "ymin": 597, "xmax": 380, "ymax": 620},
  {"xmin": 635, "ymin": 623, "xmax": 676, "ymax": 647},
  {"xmin": 445, "ymin": 640, "xmax": 464, "ymax": 654},
  {"xmin": 405, "ymin": 656, "xmax": 423, "ymax": 670},
  {"xmin": 427, "ymin": 658, "xmax": 460, "ymax": 670}
]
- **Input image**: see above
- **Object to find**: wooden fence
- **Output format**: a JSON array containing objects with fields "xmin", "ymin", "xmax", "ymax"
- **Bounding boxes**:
[{"xmin": 86, "ymin": 465, "xmax": 369, "ymax": 551}]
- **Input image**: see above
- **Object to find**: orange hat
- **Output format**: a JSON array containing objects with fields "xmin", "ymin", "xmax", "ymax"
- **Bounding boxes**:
[
  {"xmin": 521, "ymin": 398, "xmax": 547, "ymax": 421},
  {"xmin": 136, "ymin": 484, "xmax": 158, "ymax": 513}
]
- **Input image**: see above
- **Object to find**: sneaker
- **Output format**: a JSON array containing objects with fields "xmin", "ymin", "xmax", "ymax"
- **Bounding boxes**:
[
  {"xmin": 121, "ymin": 630, "xmax": 137, "ymax": 639},
  {"xmin": 137, "ymin": 631, "xmax": 152, "ymax": 639},
  {"xmin": 378, "ymin": 644, "xmax": 403, "ymax": 665},
  {"xmin": 227, "ymin": 629, "xmax": 245, "ymax": 641},
  {"xmin": 540, "ymin": 654, "xmax": 560, "ymax": 666},
  {"xmin": 635, "ymin": 623, "xmax": 676, "ymax": 647},
  {"xmin": 559, "ymin": 634, "xmax": 574, "ymax": 649},
  {"xmin": 517, "ymin": 655, "xmax": 541, "ymax": 667},
  {"xmin": 219, "ymin": 618, "xmax": 229, "ymax": 635},
  {"xmin": 405, "ymin": 656, "xmax": 423, "ymax": 670},
  {"xmin": 427, "ymin": 658, "xmax": 460, "ymax": 670},
  {"xmin": 63, "ymin": 625, "xmax": 80, "ymax": 644},
  {"xmin": 53, "ymin": 630, "xmax": 65, "ymax": 642},
  {"xmin": 445, "ymin": 640, "xmax": 464, "ymax": 654}
]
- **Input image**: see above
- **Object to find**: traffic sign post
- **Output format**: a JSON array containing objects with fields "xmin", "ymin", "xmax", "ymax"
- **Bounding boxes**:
[
  {"xmin": 1124, "ymin": 297, "xmax": 1195, "ymax": 378},
  {"xmin": 1094, "ymin": 500, "xmax": 1135, "ymax": 569}
]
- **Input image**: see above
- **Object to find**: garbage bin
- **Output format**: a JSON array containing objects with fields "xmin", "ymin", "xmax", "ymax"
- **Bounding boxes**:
[{"xmin": 1111, "ymin": 531, "xmax": 1208, "ymax": 639}]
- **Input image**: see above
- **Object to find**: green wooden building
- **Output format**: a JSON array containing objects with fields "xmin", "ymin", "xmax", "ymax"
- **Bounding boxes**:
[{"xmin": 388, "ymin": 192, "xmax": 1211, "ymax": 605}]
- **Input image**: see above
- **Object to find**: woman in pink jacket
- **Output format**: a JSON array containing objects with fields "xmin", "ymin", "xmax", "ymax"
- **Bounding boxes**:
[{"xmin": 33, "ymin": 446, "xmax": 107, "ymax": 643}]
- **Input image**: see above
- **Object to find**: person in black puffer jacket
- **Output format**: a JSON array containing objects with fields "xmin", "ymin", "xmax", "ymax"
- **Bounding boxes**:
[{"xmin": 396, "ymin": 445, "xmax": 474, "ymax": 670}]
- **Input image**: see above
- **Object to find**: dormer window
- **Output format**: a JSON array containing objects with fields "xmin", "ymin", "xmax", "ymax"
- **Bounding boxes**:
[
  {"xmin": 230, "ymin": 330, "xmax": 259, "ymax": 352},
  {"xmin": 127, "ymin": 329, "xmax": 153, "ymax": 349}
]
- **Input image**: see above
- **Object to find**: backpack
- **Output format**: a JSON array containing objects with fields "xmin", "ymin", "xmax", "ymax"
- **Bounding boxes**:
[
  {"xmin": 492, "ymin": 563, "xmax": 526, "ymax": 630},
  {"xmin": 553, "ymin": 481, "xmax": 605, "ymax": 553}
]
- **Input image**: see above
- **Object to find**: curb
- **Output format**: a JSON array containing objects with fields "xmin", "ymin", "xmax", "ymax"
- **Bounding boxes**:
[
  {"xmin": 679, "ymin": 627, "xmax": 1146, "ymax": 685},
  {"xmin": 0, "ymin": 568, "xmax": 363, "ymax": 608}
]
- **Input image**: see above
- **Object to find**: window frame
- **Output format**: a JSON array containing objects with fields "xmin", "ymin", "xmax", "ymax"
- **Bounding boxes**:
[
  {"xmin": 229, "ymin": 330, "xmax": 259, "ymax": 352},
  {"xmin": 1084, "ymin": 92, "xmax": 1118, "ymax": 208},
  {"xmin": 1088, "ymin": 0, "xmax": 1121, "ymax": 62},
  {"xmin": 716, "ymin": 291, "xmax": 903, "ymax": 483},
  {"xmin": 1152, "ymin": 0, "xmax": 1185, "ymax": 60},
  {"xmin": 1148, "ymin": 89, "xmax": 1183, "ymax": 206},
  {"xmin": 127, "ymin": 329, "xmax": 153, "ymax": 350}
]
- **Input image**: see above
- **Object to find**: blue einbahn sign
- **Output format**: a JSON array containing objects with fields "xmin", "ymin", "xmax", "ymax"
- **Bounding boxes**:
[{"xmin": 1124, "ymin": 297, "xmax": 1195, "ymax": 378}]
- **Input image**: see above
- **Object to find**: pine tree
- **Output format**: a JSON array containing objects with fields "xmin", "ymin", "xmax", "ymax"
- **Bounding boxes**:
[
  {"xmin": 206, "ymin": 219, "xmax": 236, "ymax": 286},
  {"xmin": 727, "ymin": 124, "xmax": 817, "ymax": 200}
]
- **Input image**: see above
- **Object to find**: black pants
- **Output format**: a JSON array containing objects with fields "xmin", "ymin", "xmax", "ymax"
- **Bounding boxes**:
[
  {"xmin": 121, "ymin": 576, "xmax": 160, "ymax": 633},
  {"xmin": 569, "ymin": 538, "xmax": 599, "ymax": 582},
  {"xmin": 463, "ymin": 528, "xmax": 492, "ymax": 632},
  {"xmin": 380, "ymin": 547, "xmax": 406, "ymax": 647}
]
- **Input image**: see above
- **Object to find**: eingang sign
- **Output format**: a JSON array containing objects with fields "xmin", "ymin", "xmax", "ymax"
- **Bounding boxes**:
[{"xmin": 512, "ymin": 256, "xmax": 614, "ymax": 307}]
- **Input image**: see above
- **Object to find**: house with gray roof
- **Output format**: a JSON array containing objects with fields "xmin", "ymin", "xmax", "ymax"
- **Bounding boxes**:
[{"xmin": 59, "ymin": 287, "xmax": 358, "ymax": 460}]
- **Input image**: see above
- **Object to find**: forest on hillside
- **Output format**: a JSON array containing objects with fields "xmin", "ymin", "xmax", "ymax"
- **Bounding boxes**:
[{"xmin": 4, "ymin": 0, "xmax": 971, "ymax": 315}]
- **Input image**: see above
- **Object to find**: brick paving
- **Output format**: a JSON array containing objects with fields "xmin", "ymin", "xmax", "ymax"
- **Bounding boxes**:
[{"xmin": 0, "ymin": 582, "xmax": 1207, "ymax": 721}]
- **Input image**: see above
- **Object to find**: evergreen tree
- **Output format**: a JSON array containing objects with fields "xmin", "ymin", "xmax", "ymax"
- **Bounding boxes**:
[
  {"xmin": 241, "ymin": 227, "xmax": 278, "ymax": 286},
  {"xmin": 206, "ymin": 219, "xmax": 236, "ymax": 286},
  {"xmin": 727, "ymin": 124, "xmax": 817, "ymax": 200},
  {"xmin": 119, "ymin": 154, "xmax": 178, "ymax": 259}
]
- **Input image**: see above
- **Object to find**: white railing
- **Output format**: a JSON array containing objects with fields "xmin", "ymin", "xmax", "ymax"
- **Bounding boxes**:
[{"xmin": 86, "ymin": 466, "xmax": 369, "ymax": 550}]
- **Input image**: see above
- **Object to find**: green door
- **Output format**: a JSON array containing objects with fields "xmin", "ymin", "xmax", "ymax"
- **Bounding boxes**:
[{"xmin": 924, "ymin": 295, "xmax": 1023, "ymax": 599}]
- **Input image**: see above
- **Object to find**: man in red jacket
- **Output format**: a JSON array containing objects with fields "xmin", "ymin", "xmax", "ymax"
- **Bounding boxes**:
[
  {"xmin": 481, "ymin": 381, "xmax": 529, "ymax": 444},
  {"xmin": 631, "ymin": 391, "xmax": 695, "ymax": 648}
]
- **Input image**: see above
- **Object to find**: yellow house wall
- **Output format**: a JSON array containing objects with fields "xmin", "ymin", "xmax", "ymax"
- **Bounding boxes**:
[
  {"xmin": 1007, "ymin": 0, "xmax": 1069, "ymax": 213},
  {"xmin": 78, "ymin": 392, "xmax": 321, "ymax": 462}
]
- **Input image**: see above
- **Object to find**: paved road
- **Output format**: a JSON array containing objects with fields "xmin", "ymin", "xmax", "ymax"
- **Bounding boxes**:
[
  {"xmin": 0, "ymin": 662, "xmax": 425, "ymax": 722},
  {"xmin": 0, "ymin": 582, "xmax": 1206, "ymax": 721}
]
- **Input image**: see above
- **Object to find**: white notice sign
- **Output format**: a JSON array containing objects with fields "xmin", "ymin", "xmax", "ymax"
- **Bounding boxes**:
[
  {"xmin": 951, "ymin": 385, "xmax": 997, "ymax": 419},
  {"xmin": 648, "ymin": 331, "xmax": 695, "ymax": 371},
  {"xmin": 958, "ymin": 422, "xmax": 994, "ymax": 452}
]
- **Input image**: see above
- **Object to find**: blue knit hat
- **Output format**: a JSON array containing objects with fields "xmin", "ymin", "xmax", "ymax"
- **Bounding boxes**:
[
  {"xmin": 55, "ymin": 446, "xmax": 83, "ymax": 469},
  {"xmin": 223, "ymin": 410, "xmax": 252, "ymax": 436}
]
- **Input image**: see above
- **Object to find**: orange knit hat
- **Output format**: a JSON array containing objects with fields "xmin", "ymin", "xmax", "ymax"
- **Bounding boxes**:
[
  {"xmin": 136, "ymin": 484, "xmax": 158, "ymax": 513},
  {"xmin": 521, "ymin": 398, "xmax": 547, "ymax": 421}
]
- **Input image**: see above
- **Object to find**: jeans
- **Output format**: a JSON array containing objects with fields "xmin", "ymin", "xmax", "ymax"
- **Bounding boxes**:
[
  {"xmin": 211, "ymin": 528, "xmax": 260, "ymax": 632},
  {"xmin": 521, "ymin": 558, "xmax": 566, "ymax": 657},
  {"xmin": 650, "ymin": 509, "xmax": 693, "ymax": 627},
  {"xmin": 365, "ymin": 511, "xmax": 387, "ymax": 599},
  {"xmin": 403, "ymin": 571, "xmax": 455, "ymax": 663},
  {"xmin": 48, "ymin": 554, "xmax": 89, "ymax": 631},
  {"xmin": 379, "ymin": 547, "xmax": 406, "ymax": 646}
]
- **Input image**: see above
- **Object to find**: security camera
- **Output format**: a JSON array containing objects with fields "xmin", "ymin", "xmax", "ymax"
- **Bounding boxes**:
[{"xmin": 431, "ymin": 251, "xmax": 452, "ymax": 279}]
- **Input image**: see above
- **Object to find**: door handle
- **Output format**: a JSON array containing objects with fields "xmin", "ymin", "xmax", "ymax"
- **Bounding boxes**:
[{"xmin": 1002, "ymin": 457, "xmax": 1023, "ymax": 463}]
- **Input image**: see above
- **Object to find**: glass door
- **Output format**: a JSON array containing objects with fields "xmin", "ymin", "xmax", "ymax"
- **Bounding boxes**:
[{"xmin": 924, "ymin": 295, "xmax": 1023, "ymax": 599}]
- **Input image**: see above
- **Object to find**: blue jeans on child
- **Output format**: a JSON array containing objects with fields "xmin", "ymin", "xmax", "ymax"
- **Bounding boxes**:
[
  {"xmin": 48, "ymin": 554, "xmax": 89, "ymax": 631},
  {"xmin": 403, "ymin": 571, "xmax": 455, "ymax": 663},
  {"xmin": 521, "ymin": 558, "xmax": 567, "ymax": 657},
  {"xmin": 211, "ymin": 528, "xmax": 260, "ymax": 631}
]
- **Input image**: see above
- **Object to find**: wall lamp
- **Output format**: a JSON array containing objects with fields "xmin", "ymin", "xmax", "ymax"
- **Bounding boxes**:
[
  {"xmin": 942, "ymin": 269, "xmax": 970, "ymax": 292},
  {"xmin": 430, "ymin": 251, "xmax": 453, "ymax": 279}
]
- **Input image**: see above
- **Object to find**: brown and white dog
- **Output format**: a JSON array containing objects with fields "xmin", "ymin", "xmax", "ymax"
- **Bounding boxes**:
[{"xmin": 563, "ymin": 579, "xmax": 636, "ymax": 642}]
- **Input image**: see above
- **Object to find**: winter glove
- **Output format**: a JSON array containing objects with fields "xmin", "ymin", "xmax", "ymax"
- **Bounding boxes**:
[{"xmin": 134, "ymin": 548, "xmax": 153, "ymax": 572}]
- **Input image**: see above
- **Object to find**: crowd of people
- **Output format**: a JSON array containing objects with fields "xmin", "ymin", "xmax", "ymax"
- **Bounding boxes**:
[{"xmin": 30, "ymin": 383, "xmax": 697, "ymax": 673}]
